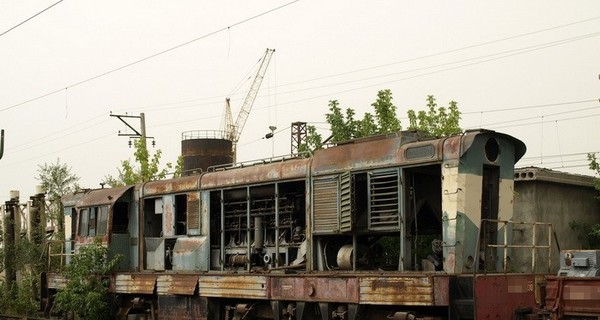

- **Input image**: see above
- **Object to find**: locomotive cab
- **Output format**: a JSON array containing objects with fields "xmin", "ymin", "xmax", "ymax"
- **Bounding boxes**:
[{"xmin": 71, "ymin": 185, "xmax": 137, "ymax": 271}]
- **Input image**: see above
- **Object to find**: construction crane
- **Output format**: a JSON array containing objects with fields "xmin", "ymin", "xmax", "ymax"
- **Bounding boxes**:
[{"xmin": 224, "ymin": 48, "xmax": 275, "ymax": 162}]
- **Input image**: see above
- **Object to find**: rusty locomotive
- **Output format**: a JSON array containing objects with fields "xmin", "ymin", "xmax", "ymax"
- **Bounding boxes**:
[{"xmin": 42, "ymin": 129, "xmax": 565, "ymax": 319}]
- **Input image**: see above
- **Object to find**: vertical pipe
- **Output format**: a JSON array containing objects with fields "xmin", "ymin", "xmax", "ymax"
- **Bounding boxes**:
[
  {"xmin": 547, "ymin": 223, "xmax": 552, "ymax": 275},
  {"xmin": 503, "ymin": 220, "xmax": 508, "ymax": 273},
  {"xmin": 254, "ymin": 216, "xmax": 263, "ymax": 249},
  {"xmin": 4, "ymin": 191, "xmax": 19, "ymax": 292},
  {"xmin": 0, "ymin": 129, "xmax": 4, "ymax": 160},
  {"xmin": 220, "ymin": 190, "xmax": 225, "ymax": 271},
  {"xmin": 246, "ymin": 187, "xmax": 251, "ymax": 271},
  {"xmin": 531, "ymin": 223, "xmax": 537, "ymax": 272},
  {"xmin": 274, "ymin": 183, "xmax": 280, "ymax": 267}
]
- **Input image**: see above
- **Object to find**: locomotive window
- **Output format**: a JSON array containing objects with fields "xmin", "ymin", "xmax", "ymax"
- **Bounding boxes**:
[
  {"xmin": 175, "ymin": 194, "xmax": 187, "ymax": 236},
  {"xmin": 88, "ymin": 207, "xmax": 97, "ymax": 237},
  {"xmin": 97, "ymin": 206, "xmax": 108, "ymax": 235},
  {"xmin": 112, "ymin": 202, "xmax": 129, "ymax": 234},
  {"xmin": 79, "ymin": 208, "xmax": 89, "ymax": 237},
  {"xmin": 485, "ymin": 138, "xmax": 500, "ymax": 162}
]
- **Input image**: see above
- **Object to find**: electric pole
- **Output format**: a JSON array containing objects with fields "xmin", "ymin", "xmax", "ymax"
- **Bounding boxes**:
[{"xmin": 110, "ymin": 112, "xmax": 155, "ymax": 180}]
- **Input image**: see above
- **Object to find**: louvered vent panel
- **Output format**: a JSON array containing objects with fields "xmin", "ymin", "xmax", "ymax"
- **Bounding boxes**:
[
  {"xmin": 187, "ymin": 193, "xmax": 200, "ymax": 233},
  {"xmin": 313, "ymin": 176, "xmax": 339, "ymax": 234},
  {"xmin": 339, "ymin": 172, "xmax": 352, "ymax": 232},
  {"xmin": 369, "ymin": 170, "xmax": 401, "ymax": 231}
]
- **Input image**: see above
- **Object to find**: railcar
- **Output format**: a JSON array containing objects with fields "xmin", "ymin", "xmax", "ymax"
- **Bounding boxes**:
[{"xmin": 43, "ymin": 129, "xmax": 552, "ymax": 320}]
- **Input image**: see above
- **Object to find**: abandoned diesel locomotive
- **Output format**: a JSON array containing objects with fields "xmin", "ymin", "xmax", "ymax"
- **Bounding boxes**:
[{"xmin": 42, "ymin": 129, "xmax": 552, "ymax": 319}]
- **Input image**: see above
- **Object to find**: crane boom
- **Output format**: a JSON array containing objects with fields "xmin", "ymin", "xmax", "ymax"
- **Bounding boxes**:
[{"xmin": 229, "ymin": 48, "xmax": 275, "ymax": 143}]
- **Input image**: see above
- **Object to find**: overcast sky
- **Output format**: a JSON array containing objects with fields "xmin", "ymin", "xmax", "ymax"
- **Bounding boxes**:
[{"xmin": 1, "ymin": 1, "xmax": 599, "ymax": 202}]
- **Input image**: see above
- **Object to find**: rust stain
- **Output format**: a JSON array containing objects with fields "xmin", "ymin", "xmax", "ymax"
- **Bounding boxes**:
[
  {"xmin": 270, "ymin": 276, "xmax": 359, "ymax": 303},
  {"xmin": 77, "ymin": 186, "xmax": 133, "ymax": 207},
  {"xmin": 201, "ymin": 158, "xmax": 310, "ymax": 189},
  {"xmin": 360, "ymin": 276, "xmax": 435, "ymax": 306},
  {"xmin": 144, "ymin": 175, "xmax": 200, "ymax": 196}
]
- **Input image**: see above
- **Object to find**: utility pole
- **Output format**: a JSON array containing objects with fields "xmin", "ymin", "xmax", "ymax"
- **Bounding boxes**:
[
  {"xmin": 110, "ymin": 112, "xmax": 151, "ymax": 142},
  {"xmin": 291, "ymin": 122, "xmax": 307, "ymax": 155},
  {"xmin": 110, "ymin": 112, "xmax": 155, "ymax": 179}
]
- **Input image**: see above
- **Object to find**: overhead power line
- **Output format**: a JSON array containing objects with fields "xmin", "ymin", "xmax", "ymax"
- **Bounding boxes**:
[
  {"xmin": 265, "ymin": 15, "xmax": 600, "ymax": 88},
  {"xmin": 0, "ymin": 0, "xmax": 300, "ymax": 114},
  {"xmin": 0, "ymin": 0, "xmax": 64, "ymax": 38}
]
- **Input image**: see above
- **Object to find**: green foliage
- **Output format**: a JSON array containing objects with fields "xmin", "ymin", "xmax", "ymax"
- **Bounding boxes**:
[
  {"xmin": 588, "ymin": 152, "xmax": 600, "ymax": 194},
  {"xmin": 54, "ymin": 238, "xmax": 122, "ymax": 320},
  {"xmin": 303, "ymin": 90, "xmax": 462, "ymax": 153},
  {"xmin": 326, "ymin": 100, "xmax": 357, "ymax": 142},
  {"xmin": 104, "ymin": 138, "xmax": 176, "ymax": 187},
  {"xmin": 407, "ymin": 95, "xmax": 462, "ymax": 138},
  {"xmin": 325, "ymin": 90, "xmax": 402, "ymax": 144},
  {"xmin": 580, "ymin": 152, "xmax": 600, "ymax": 247},
  {"xmin": 372, "ymin": 89, "xmax": 401, "ymax": 134},
  {"xmin": 37, "ymin": 158, "xmax": 80, "ymax": 235},
  {"xmin": 569, "ymin": 220, "xmax": 600, "ymax": 249},
  {"xmin": 0, "ymin": 272, "xmax": 40, "ymax": 317},
  {"xmin": 0, "ymin": 226, "xmax": 46, "ymax": 316},
  {"xmin": 298, "ymin": 125, "xmax": 323, "ymax": 154}
]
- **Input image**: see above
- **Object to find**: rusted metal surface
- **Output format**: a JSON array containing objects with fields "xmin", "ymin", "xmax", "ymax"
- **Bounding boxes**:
[
  {"xmin": 359, "ymin": 275, "xmax": 436, "ymax": 306},
  {"xmin": 270, "ymin": 276, "xmax": 359, "ymax": 303},
  {"xmin": 156, "ymin": 274, "xmax": 199, "ymax": 295},
  {"xmin": 172, "ymin": 237, "xmax": 208, "ymax": 271},
  {"xmin": 201, "ymin": 158, "xmax": 310, "ymax": 189},
  {"xmin": 158, "ymin": 295, "xmax": 207, "ymax": 320},
  {"xmin": 46, "ymin": 273, "xmax": 67, "ymax": 289},
  {"xmin": 111, "ymin": 273, "xmax": 157, "ymax": 294},
  {"xmin": 181, "ymin": 136, "xmax": 233, "ymax": 175},
  {"xmin": 77, "ymin": 185, "xmax": 133, "ymax": 207},
  {"xmin": 163, "ymin": 194, "xmax": 174, "ymax": 237},
  {"xmin": 143, "ymin": 175, "xmax": 200, "ymax": 196},
  {"xmin": 433, "ymin": 276, "xmax": 450, "ymax": 306},
  {"xmin": 313, "ymin": 135, "xmax": 437, "ymax": 176},
  {"xmin": 474, "ymin": 274, "xmax": 537, "ymax": 319},
  {"xmin": 545, "ymin": 276, "xmax": 600, "ymax": 317},
  {"xmin": 359, "ymin": 275, "xmax": 434, "ymax": 305},
  {"xmin": 61, "ymin": 190, "xmax": 86, "ymax": 207},
  {"xmin": 199, "ymin": 275, "xmax": 268, "ymax": 299},
  {"xmin": 187, "ymin": 191, "xmax": 200, "ymax": 233}
]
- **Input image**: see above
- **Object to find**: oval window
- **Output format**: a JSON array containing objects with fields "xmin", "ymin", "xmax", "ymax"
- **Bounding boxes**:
[{"xmin": 485, "ymin": 138, "xmax": 499, "ymax": 162}]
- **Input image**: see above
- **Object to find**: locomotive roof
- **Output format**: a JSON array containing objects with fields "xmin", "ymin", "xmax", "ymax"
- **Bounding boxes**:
[{"xmin": 75, "ymin": 185, "xmax": 133, "ymax": 207}]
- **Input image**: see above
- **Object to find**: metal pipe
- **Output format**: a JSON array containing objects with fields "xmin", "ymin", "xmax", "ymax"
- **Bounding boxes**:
[
  {"xmin": 0, "ymin": 129, "xmax": 4, "ymax": 159},
  {"xmin": 254, "ymin": 216, "xmax": 263, "ymax": 249}
]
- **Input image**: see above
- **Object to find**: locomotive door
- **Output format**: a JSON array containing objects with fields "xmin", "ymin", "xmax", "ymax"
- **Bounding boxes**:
[{"xmin": 480, "ymin": 165, "xmax": 499, "ymax": 271}]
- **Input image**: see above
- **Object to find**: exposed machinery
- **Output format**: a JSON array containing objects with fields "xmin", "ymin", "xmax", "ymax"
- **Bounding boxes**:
[{"xmin": 557, "ymin": 250, "xmax": 600, "ymax": 277}]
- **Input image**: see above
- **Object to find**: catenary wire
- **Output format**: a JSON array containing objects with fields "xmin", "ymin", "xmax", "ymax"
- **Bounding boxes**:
[
  {"xmin": 0, "ymin": 0, "xmax": 300, "ymax": 114},
  {"xmin": 0, "ymin": 0, "xmax": 64, "ymax": 38}
]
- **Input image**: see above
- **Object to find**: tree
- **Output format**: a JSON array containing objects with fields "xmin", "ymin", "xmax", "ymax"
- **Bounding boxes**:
[
  {"xmin": 372, "ymin": 89, "xmax": 401, "ymax": 134},
  {"xmin": 575, "ymin": 152, "xmax": 600, "ymax": 248},
  {"xmin": 104, "ymin": 138, "xmax": 181, "ymax": 187},
  {"xmin": 407, "ymin": 95, "xmax": 462, "ymax": 137},
  {"xmin": 53, "ymin": 238, "xmax": 122, "ymax": 320},
  {"xmin": 37, "ymin": 158, "xmax": 80, "ymax": 235},
  {"xmin": 301, "ymin": 90, "xmax": 461, "ymax": 153},
  {"xmin": 588, "ymin": 152, "xmax": 600, "ymax": 194}
]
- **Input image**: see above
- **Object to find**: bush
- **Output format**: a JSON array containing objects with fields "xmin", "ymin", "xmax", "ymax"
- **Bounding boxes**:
[{"xmin": 53, "ymin": 238, "xmax": 121, "ymax": 320}]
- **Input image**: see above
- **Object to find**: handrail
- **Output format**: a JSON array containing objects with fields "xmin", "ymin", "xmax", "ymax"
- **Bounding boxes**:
[
  {"xmin": 46, "ymin": 239, "xmax": 74, "ymax": 272},
  {"xmin": 475, "ymin": 219, "xmax": 554, "ymax": 275}
]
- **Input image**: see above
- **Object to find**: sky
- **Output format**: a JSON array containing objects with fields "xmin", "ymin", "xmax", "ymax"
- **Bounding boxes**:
[{"xmin": 1, "ymin": 1, "xmax": 599, "ymax": 202}]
